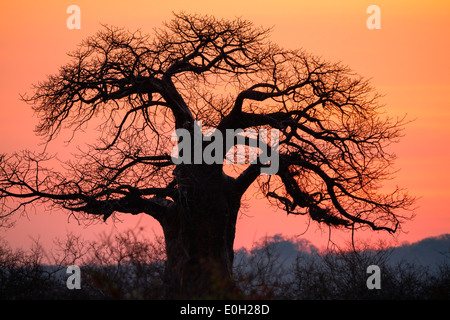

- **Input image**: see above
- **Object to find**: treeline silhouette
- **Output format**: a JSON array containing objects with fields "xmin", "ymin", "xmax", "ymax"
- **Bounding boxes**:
[{"xmin": 0, "ymin": 231, "xmax": 448, "ymax": 299}]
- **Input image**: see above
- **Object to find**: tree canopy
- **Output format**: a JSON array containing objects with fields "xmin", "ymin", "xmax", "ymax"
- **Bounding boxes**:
[{"xmin": 1, "ymin": 12, "xmax": 414, "ymax": 237}]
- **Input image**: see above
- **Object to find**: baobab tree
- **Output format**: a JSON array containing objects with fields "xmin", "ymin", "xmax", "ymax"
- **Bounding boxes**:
[{"xmin": 0, "ymin": 13, "xmax": 414, "ymax": 298}]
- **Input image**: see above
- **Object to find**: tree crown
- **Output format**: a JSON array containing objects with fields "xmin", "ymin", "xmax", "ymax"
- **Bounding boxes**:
[{"xmin": 1, "ymin": 13, "xmax": 414, "ymax": 233}]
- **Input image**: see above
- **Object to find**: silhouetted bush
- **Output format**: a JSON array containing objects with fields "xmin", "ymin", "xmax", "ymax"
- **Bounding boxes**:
[
  {"xmin": 0, "ymin": 232, "xmax": 448, "ymax": 299},
  {"xmin": 233, "ymin": 235, "xmax": 449, "ymax": 300}
]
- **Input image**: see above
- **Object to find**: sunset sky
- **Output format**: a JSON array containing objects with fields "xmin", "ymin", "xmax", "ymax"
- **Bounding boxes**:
[{"xmin": 1, "ymin": 0, "xmax": 449, "ymax": 251}]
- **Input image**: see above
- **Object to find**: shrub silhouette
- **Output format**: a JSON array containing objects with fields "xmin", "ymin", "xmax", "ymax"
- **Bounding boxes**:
[{"xmin": 0, "ymin": 232, "xmax": 447, "ymax": 300}]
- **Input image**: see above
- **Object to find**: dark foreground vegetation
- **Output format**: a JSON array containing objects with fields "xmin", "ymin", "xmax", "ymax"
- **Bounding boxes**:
[{"xmin": 0, "ymin": 231, "xmax": 448, "ymax": 300}]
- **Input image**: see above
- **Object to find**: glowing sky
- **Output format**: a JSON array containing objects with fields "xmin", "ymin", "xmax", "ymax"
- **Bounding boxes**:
[{"xmin": 1, "ymin": 0, "xmax": 449, "ymax": 251}]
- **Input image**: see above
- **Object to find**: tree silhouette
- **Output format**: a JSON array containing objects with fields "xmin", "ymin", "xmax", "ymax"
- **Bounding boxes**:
[{"xmin": 0, "ymin": 13, "xmax": 414, "ymax": 298}]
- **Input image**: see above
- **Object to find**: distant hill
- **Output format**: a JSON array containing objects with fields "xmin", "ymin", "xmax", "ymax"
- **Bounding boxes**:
[
  {"xmin": 235, "ymin": 233, "xmax": 450, "ymax": 272},
  {"xmin": 389, "ymin": 234, "xmax": 450, "ymax": 270}
]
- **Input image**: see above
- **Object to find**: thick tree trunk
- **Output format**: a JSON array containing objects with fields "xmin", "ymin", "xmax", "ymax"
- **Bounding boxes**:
[{"xmin": 160, "ymin": 165, "xmax": 242, "ymax": 299}]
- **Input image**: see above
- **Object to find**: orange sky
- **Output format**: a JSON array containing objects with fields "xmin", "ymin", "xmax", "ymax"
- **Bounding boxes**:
[{"xmin": 1, "ymin": 0, "xmax": 449, "ymax": 251}]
